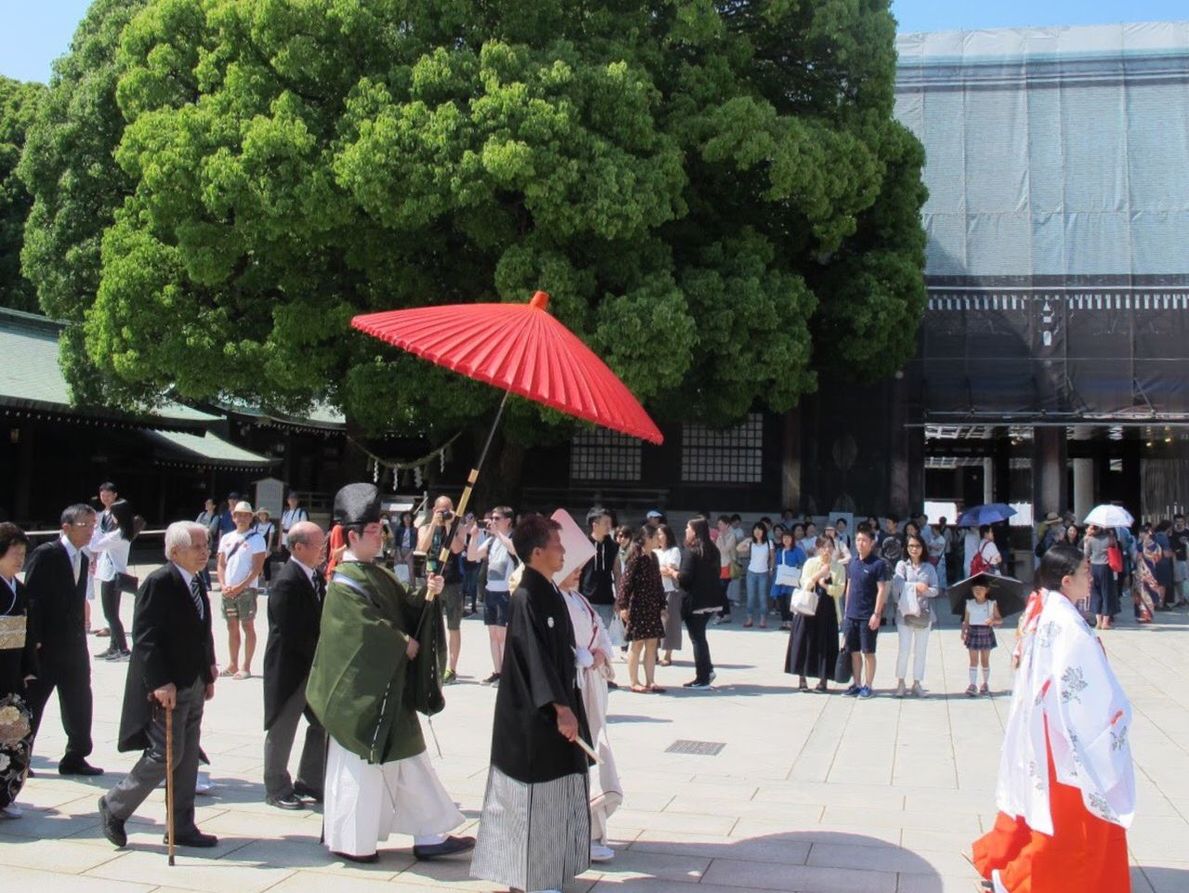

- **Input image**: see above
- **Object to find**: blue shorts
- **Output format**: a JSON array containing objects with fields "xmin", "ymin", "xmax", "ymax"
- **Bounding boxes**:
[
  {"xmin": 484, "ymin": 589, "xmax": 510, "ymax": 627},
  {"xmin": 843, "ymin": 617, "xmax": 879, "ymax": 654}
]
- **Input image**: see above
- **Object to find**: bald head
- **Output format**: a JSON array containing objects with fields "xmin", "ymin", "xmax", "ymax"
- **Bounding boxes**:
[{"xmin": 288, "ymin": 521, "xmax": 326, "ymax": 567}]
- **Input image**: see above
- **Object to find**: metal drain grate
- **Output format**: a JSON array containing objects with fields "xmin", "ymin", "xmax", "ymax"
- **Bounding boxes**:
[{"xmin": 665, "ymin": 739, "xmax": 726, "ymax": 756}]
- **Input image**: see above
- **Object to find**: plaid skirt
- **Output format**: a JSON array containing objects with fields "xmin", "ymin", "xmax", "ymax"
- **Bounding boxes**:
[{"xmin": 965, "ymin": 624, "xmax": 997, "ymax": 651}]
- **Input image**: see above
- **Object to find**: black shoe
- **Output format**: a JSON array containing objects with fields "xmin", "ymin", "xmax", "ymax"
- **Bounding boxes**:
[
  {"xmin": 59, "ymin": 759, "xmax": 104, "ymax": 777},
  {"xmin": 167, "ymin": 829, "xmax": 218, "ymax": 848},
  {"xmin": 266, "ymin": 793, "xmax": 305, "ymax": 810},
  {"xmin": 413, "ymin": 834, "xmax": 475, "ymax": 860},
  {"xmin": 94, "ymin": 648, "xmax": 116, "ymax": 660},
  {"xmin": 333, "ymin": 850, "xmax": 379, "ymax": 863},
  {"xmin": 293, "ymin": 781, "xmax": 323, "ymax": 802},
  {"xmin": 606, "ymin": 681, "xmax": 619, "ymax": 690},
  {"xmin": 98, "ymin": 796, "xmax": 126, "ymax": 848},
  {"xmin": 481, "ymin": 673, "xmax": 500, "ymax": 685}
]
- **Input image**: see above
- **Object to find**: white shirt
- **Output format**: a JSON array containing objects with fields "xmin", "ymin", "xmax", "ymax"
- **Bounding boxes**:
[
  {"xmin": 280, "ymin": 507, "xmax": 308, "ymax": 546},
  {"xmin": 746, "ymin": 541, "xmax": 771, "ymax": 574},
  {"xmin": 485, "ymin": 537, "xmax": 514, "ymax": 593},
  {"xmin": 90, "ymin": 528, "xmax": 130, "ymax": 583},
  {"xmin": 219, "ymin": 528, "xmax": 266, "ymax": 589},
  {"xmin": 59, "ymin": 533, "xmax": 83, "ymax": 584},
  {"xmin": 654, "ymin": 546, "xmax": 681, "ymax": 593},
  {"xmin": 966, "ymin": 598, "xmax": 993, "ymax": 626}
]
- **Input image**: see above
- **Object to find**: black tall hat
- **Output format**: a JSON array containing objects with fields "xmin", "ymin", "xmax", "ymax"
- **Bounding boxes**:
[{"xmin": 333, "ymin": 483, "xmax": 381, "ymax": 527}]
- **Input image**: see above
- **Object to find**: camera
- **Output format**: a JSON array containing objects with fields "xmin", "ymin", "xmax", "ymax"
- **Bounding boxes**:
[{"xmin": 437, "ymin": 510, "xmax": 455, "ymax": 522}]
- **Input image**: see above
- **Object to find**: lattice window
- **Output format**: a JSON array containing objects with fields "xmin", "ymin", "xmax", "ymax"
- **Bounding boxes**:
[
  {"xmin": 570, "ymin": 429, "xmax": 642, "ymax": 481},
  {"xmin": 681, "ymin": 414, "xmax": 764, "ymax": 483}
]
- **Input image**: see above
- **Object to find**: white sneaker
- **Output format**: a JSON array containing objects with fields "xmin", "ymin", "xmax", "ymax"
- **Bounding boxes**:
[
  {"xmin": 195, "ymin": 771, "xmax": 212, "ymax": 794},
  {"xmin": 0, "ymin": 803, "xmax": 23, "ymax": 819},
  {"xmin": 590, "ymin": 843, "xmax": 615, "ymax": 862}
]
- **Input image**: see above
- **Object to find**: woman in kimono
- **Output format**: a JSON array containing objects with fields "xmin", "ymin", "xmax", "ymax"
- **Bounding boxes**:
[
  {"xmin": 0, "ymin": 523, "xmax": 35, "ymax": 818},
  {"xmin": 972, "ymin": 543, "xmax": 1135, "ymax": 892},
  {"xmin": 557, "ymin": 561, "xmax": 622, "ymax": 864}
]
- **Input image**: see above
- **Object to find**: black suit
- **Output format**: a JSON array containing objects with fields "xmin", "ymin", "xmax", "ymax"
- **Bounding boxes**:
[
  {"xmin": 105, "ymin": 563, "xmax": 215, "ymax": 835},
  {"xmin": 24, "ymin": 539, "xmax": 94, "ymax": 764},
  {"xmin": 262, "ymin": 559, "xmax": 325, "ymax": 799}
]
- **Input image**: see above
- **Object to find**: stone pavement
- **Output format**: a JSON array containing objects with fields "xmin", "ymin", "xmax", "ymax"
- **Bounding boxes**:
[{"xmin": 3, "ymin": 579, "xmax": 1188, "ymax": 893}]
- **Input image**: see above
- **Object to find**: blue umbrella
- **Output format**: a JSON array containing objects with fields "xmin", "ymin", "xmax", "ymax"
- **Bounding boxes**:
[{"xmin": 957, "ymin": 503, "xmax": 1017, "ymax": 527}]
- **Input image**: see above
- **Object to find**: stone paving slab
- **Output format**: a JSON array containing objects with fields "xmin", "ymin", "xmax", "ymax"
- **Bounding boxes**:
[{"xmin": 2, "ymin": 581, "xmax": 1188, "ymax": 892}]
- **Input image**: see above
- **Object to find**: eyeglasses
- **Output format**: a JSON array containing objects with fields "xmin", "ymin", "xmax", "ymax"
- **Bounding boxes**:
[{"xmin": 71, "ymin": 521, "xmax": 96, "ymax": 528}]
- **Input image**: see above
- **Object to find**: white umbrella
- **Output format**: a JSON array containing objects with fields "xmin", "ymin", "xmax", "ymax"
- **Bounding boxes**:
[{"xmin": 1083, "ymin": 504, "xmax": 1134, "ymax": 528}]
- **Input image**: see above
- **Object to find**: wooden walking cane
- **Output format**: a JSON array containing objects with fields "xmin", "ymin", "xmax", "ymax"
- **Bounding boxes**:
[{"xmin": 165, "ymin": 704, "xmax": 175, "ymax": 865}]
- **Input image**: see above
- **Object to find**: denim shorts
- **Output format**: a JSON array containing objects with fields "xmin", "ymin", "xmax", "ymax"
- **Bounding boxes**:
[{"xmin": 484, "ymin": 589, "xmax": 510, "ymax": 627}]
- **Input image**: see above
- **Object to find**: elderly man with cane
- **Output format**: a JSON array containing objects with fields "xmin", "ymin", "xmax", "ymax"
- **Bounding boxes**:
[{"xmin": 98, "ymin": 521, "xmax": 219, "ymax": 852}]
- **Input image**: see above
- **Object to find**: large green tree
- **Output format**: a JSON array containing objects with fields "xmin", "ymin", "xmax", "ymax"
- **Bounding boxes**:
[
  {"xmin": 0, "ymin": 76, "xmax": 46, "ymax": 312},
  {"xmin": 18, "ymin": 0, "xmax": 149, "ymax": 402},
  {"xmin": 49, "ymin": 0, "xmax": 926, "ymax": 437}
]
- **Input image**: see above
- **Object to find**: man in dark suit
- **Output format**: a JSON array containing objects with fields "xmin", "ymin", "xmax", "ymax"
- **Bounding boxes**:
[
  {"xmin": 262, "ymin": 520, "xmax": 327, "ymax": 810},
  {"xmin": 25, "ymin": 503, "xmax": 104, "ymax": 776},
  {"xmin": 98, "ymin": 521, "xmax": 219, "ymax": 850}
]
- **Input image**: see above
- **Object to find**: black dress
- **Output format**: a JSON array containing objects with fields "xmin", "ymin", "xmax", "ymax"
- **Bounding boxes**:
[
  {"xmin": 619, "ymin": 554, "xmax": 666, "ymax": 641},
  {"xmin": 784, "ymin": 583, "xmax": 839, "ymax": 682},
  {"xmin": 0, "ymin": 577, "xmax": 36, "ymax": 809}
]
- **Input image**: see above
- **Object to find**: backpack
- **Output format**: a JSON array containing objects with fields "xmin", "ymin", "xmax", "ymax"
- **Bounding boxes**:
[{"xmin": 970, "ymin": 541, "xmax": 995, "ymax": 576}]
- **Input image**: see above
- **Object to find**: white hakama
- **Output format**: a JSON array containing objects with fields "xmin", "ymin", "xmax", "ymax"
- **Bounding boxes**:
[{"xmin": 323, "ymin": 738, "xmax": 465, "ymax": 856}]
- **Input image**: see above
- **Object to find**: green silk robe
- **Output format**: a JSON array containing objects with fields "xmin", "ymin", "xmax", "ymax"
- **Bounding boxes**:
[{"xmin": 306, "ymin": 560, "xmax": 441, "ymax": 764}]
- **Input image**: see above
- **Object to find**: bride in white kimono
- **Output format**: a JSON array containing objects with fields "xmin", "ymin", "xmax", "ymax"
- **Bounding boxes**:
[{"xmin": 551, "ymin": 509, "xmax": 623, "ymax": 863}]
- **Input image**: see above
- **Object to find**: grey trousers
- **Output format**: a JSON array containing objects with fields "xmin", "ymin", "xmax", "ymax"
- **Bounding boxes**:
[
  {"xmin": 263, "ymin": 678, "xmax": 325, "ymax": 799},
  {"xmin": 105, "ymin": 679, "xmax": 205, "ymax": 835}
]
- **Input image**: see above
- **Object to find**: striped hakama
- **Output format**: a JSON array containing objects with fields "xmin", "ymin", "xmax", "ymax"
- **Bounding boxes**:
[{"xmin": 470, "ymin": 766, "xmax": 591, "ymax": 891}]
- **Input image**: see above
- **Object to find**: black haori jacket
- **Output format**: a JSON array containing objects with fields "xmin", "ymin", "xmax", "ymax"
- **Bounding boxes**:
[{"xmin": 490, "ymin": 565, "xmax": 591, "ymax": 783}]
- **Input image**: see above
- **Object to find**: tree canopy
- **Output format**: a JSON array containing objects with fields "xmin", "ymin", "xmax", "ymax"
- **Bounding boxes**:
[
  {"xmin": 25, "ymin": 0, "xmax": 926, "ymax": 439},
  {"xmin": 0, "ymin": 76, "xmax": 46, "ymax": 312}
]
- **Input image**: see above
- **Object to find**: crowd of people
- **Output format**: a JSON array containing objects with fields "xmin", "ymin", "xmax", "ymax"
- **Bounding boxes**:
[{"xmin": 0, "ymin": 485, "xmax": 1158, "ymax": 893}]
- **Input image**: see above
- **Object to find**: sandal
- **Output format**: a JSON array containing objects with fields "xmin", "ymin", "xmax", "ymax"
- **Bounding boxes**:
[
  {"xmin": 648, "ymin": 684, "xmax": 667, "ymax": 693},
  {"xmin": 233, "ymin": 670, "xmax": 251, "ymax": 680},
  {"xmin": 798, "ymin": 679, "xmax": 809, "ymax": 692},
  {"xmin": 814, "ymin": 681, "xmax": 829, "ymax": 693},
  {"xmin": 742, "ymin": 620, "xmax": 754, "ymax": 628},
  {"xmin": 659, "ymin": 658, "xmax": 673, "ymax": 667},
  {"xmin": 630, "ymin": 684, "xmax": 649, "ymax": 693},
  {"xmin": 220, "ymin": 666, "xmax": 237, "ymax": 677}
]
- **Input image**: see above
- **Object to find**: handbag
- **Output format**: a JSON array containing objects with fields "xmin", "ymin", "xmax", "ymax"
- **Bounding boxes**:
[
  {"xmin": 774, "ymin": 563, "xmax": 801, "ymax": 588},
  {"xmin": 790, "ymin": 586, "xmax": 819, "ymax": 616},
  {"xmin": 897, "ymin": 577, "xmax": 920, "ymax": 617},
  {"xmin": 833, "ymin": 644, "xmax": 853, "ymax": 685}
]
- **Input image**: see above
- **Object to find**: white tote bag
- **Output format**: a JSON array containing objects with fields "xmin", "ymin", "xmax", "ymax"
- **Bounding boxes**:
[
  {"xmin": 790, "ymin": 586, "xmax": 819, "ymax": 616},
  {"xmin": 774, "ymin": 563, "xmax": 801, "ymax": 588},
  {"xmin": 897, "ymin": 578, "xmax": 920, "ymax": 618}
]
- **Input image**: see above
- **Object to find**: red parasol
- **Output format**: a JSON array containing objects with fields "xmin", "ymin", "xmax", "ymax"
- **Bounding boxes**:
[
  {"xmin": 352, "ymin": 291, "xmax": 663, "ymax": 445},
  {"xmin": 351, "ymin": 291, "xmax": 663, "ymax": 576}
]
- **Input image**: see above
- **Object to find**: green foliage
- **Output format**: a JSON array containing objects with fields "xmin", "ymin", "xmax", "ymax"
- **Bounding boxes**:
[
  {"xmin": 34, "ymin": 0, "xmax": 926, "ymax": 433},
  {"xmin": 0, "ymin": 77, "xmax": 46, "ymax": 312},
  {"xmin": 18, "ymin": 0, "xmax": 150, "ymax": 403}
]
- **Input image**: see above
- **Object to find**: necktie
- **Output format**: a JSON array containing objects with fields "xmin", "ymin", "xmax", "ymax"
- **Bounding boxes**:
[
  {"xmin": 313, "ymin": 572, "xmax": 326, "ymax": 602},
  {"xmin": 190, "ymin": 575, "xmax": 206, "ymax": 620},
  {"xmin": 70, "ymin": 549, "xmax": 81, "ymax": 585}
]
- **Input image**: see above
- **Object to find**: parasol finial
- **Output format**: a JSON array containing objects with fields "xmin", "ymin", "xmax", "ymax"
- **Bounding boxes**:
[{"xmin": 530, "ymin": 290, "xmax": 551, "ymax": 310}]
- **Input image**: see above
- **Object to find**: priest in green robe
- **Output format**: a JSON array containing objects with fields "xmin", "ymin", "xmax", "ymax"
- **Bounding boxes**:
[{"xmin": 306, "ymin": 483, "xmax": 473, "ymax": 864}]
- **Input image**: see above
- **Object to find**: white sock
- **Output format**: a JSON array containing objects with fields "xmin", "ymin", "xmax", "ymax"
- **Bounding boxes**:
[
  {"xmin": 413, "ymin": 833, "xmax": 446, "ymax": 846},
  {"xmin": 982, "ymin": 667, "xmax": 991, "ymax": 686},
  {"xmin": 969, "ymin": 668, "xmax": 978, "ymax": 685}
]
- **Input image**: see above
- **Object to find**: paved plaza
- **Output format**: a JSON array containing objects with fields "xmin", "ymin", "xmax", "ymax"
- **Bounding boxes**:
[{"xmin": 3, "ymin": 578, "xmax": 1188, "ymax": 893}]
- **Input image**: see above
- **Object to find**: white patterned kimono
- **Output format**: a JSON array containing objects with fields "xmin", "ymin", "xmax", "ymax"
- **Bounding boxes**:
[
  {"xmin": 996, "ymin": 589, "xmax": 1136, "ymax": 834},
  {"xmin": 561, "ymin": 588, "xmax": 623, "ymax": 845}
]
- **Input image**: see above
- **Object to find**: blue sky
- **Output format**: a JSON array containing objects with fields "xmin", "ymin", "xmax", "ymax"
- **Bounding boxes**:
[{"xmin": 2, "ymin": 0, "xmax": 1187, "ymax": 83}]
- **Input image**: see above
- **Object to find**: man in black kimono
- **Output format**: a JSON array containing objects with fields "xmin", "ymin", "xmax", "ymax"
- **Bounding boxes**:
[{"xmin": 471, "ymin": 514, "xmax": 591, "ymax": 893}]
